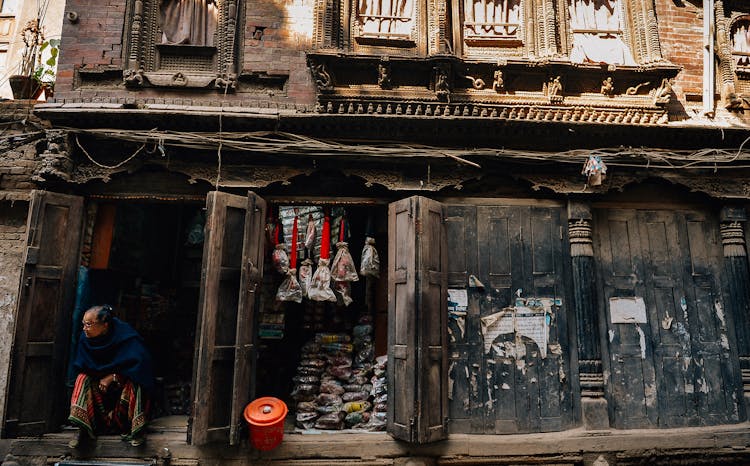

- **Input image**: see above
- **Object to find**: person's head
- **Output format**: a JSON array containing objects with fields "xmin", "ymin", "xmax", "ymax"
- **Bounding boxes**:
[{"xmin": 82, "ymin": 305, "xmax": 113, "ymax": 339}]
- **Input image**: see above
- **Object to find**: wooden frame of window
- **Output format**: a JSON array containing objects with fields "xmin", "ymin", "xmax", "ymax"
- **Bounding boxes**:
[{"xmin": 122, "ymin": 0, "xmax": 241, "ymax": 90}]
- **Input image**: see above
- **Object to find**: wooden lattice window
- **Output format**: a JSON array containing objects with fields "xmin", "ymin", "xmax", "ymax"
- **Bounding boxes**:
[
  {"xmin": 731, "ymin": 17, "xmax": 750, "ymax": 69},
  {"xmin": 123, "ymin": 0, "xmax": 240, "ymax": 90},
  {"xmin": 463, "ymin": 0, "xmax": 521, "ymax": 46},
  {"xmin": 567, "ymin": 0, "xmax": 635, "ymax": 65}
]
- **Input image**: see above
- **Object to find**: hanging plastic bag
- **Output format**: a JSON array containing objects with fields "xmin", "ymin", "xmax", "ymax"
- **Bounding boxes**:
[
  {"xmin": 331, "ymin": 243, "xmax": 359, "ymax": 282},
  {"xmin": 298, "ymin": 258, "xmax": 313, "ymax": 298},
  {"xmin": 309, "ymin": 259, "xmax": 337, "ymax": 302},
  {"xmin": 331, "ymin": 217, "xmax": 359, "ymax": 282},
  {"xmin": 277, "ymin": 267, "xmax": 303, "ymax": 302},
  {"xmin": 360, "ymin": 237, "xmax": 380, "ymax": 278},
  {"xmin": 277, "ymin": 213, "xmax": 302, "ymax": 302},
  {"xmin": 308, "ymin": 209, "xmax": 336, "ymax": 302},
  {"xmin": 360, "ymin": 216, "xmax": 379, "ymax": 277},
  {"xmin": 304, "ymin": 213, "xmax": 316, "ymax": 255},
  {"xmin": 270, "ymin": 211, "xmax": 289, "ymax": 273},
  {"xmin": 272, "ymin": 244, "xmax": 289, "ymax": 274},
  {"xmin": 334, "ymin": 280, "xmax": 353, "ymax": 306}
]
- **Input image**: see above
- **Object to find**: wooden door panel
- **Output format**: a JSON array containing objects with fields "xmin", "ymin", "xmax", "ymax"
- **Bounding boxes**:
[
  {"xmin": 388, "ymin": 198, "xmax": 417, "ymax": 441},
  {"xmin": 477, "ymin": 205, "xmax": 571, "ymax": 434},
  {"xmin": 191, "ymin": 193, "xmax": 244, "ymax": 444},
  {"xmin": 597, "ymin": 208, "xmax": 740, "ymax": 429},
  {"xmin": 5, "ymin": 191, "xmax": 83, "ymax": 437},
  {"xmin": 388, "ymin": 196, "xmax": 448, "ymax": 444}
]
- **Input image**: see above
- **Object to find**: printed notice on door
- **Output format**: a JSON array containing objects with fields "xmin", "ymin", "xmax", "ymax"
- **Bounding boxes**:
[{"xmin": 609, "ymin": 296, "xmax": 647, "ymax": 324}]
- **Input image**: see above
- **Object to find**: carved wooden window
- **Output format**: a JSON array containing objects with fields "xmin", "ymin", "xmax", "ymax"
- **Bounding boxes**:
[
  {"xmin": 731, "ymin": 18, "xmax": 750, "ymax": 69},
  {"xmin": 463, "ymin": 0, "xmax": 521, "ymax": 45},
  {"xmin": 354, "ymin": 0, "xmax": 418, "ymax": 44},
  {"xmin": 124, "ymin": 0, "xmax": 240, "ymax": 89},
  {"xmin": 567, "ymin": 0, "xmax": 635, "ymax": 65}
]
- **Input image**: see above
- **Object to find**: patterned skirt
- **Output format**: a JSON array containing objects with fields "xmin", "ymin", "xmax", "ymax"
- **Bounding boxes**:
[{"xmin": 68, "ymin": 373, "xmax": 149, "ymax": 440}]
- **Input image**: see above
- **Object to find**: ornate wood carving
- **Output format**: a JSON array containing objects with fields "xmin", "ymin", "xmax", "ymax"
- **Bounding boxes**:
[
  {"xmin": 569, "ymin": 218, "xmax": 593, "ymax": 258},
  {"xmin": 721, "ymin": 221, "xmax": 747, "ymax": 257},
  {"xmin": 121, "ymin": 0, "xmax": 240, "ymax": 90}
]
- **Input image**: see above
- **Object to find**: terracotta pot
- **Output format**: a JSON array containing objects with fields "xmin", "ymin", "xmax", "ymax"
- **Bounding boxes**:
[{"xmin": 8, "ymin": 75, "xmax": 44, "ymax": 100}]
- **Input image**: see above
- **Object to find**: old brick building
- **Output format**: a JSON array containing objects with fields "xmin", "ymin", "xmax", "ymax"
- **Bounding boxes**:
[{"xmin": 2, "ymin": 0, "xmax": 750, "ymax": 464}]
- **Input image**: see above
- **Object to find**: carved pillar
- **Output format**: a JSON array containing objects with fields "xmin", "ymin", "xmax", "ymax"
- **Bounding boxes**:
[
  {"xmin": 568, "ymin": 201, "xmax": 608, "ymax": 430},
  {"xmin": 127, "ymin": 0, "xmax": 143, "ymax": 70},
  {"xmin": 715, "ymin": 0, "xmax": 736, "ymax": 106},
  {"xmin": 720, "ymin": 206, "xmax": 750, "ymax": 409}
]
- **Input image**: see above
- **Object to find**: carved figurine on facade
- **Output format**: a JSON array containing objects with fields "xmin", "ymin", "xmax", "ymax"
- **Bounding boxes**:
[
  {"xmin": 123, "ymin": 67, "xmax": 145, "ymax": 86},
  {"xmin": 433, "ymin": 65, "xmax": 452, "ymax": 101},
  {"xmin": 652, "ymin": 77, "xmax": 672, "ymax": 105},
  {"xmin": 625, "ymin": 81, "xmax": 650, "ymax": 95},
  {"xmin": 600, "ymin": 76, "xmax": 614, "ymax": 96},
  {"xmin": 159, "ymin": 0, "xmax": 218, "ymax": 46},
  {"xmin": 378, "ymin": 60, "xmax": 392, "ymax": 89},
  {"xmin": 214, "ymin": 73, "xmax": 237, "ymax": 90},
  {"xmin": 312, "ymin": 63, "xmax": 334, "ymax": 91},
  {"xmin": 544, "ymin": 76, "xmax": 563, "ymax": 103},
  {"xmin": 492, "ymin": 69, "xmax": 505, "ymax": 92}
]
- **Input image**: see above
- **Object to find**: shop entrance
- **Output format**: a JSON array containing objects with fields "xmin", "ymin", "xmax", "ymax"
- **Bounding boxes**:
[
  {"xmin": 254, "ymin": 204, "xmax": 389, "ymax": 432},
  {"xmin": 80, "ymin": 200, "xmax": 205, "ymax": 421}
]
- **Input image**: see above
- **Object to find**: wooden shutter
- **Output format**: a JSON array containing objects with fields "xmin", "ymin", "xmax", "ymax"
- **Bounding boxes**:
[
  {"xmin": 4, "ymin": 191, "xmax": 83, "ymax": 437},
  {"xmin": 230, "ymin": 192, "xmax": 266, "ymax": 445},
  {"xmin": 387, "ymin": 196, "xmax": 448, "ymax": 444},
  {"xmin": 190, "ymin": 191, "xmax": 266, "ymax": 445}
]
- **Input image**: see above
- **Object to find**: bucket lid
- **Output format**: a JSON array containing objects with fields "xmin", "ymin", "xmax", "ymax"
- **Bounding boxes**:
[{"xmin": 244, "ymin": 397, "xmax": 288, "ymax": 426}]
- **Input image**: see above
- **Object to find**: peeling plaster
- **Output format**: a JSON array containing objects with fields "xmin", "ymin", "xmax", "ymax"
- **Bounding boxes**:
[{"xmin": 636, "ymin": 325, "xmax": 646, "ymax": 359}]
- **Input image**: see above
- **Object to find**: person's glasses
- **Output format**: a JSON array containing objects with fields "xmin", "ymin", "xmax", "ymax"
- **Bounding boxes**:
[{"xmin": 81, "ymin": 321, "xmax": 100, "ymax": 329}]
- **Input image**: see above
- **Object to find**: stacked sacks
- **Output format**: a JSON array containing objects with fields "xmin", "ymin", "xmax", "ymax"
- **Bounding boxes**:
[
  {"xmin": 367, "ymin": 355, "xmax": 388, "ymax": 431},
  {"xmin": 341, "ymin": 316, "xmax": 375, "ymax": 428},
  {"xmin": 292, "ymin": 341, "xmax": 325, "ymax": 429},
  {"xmin": 292, "ymin": 328, "xmax": 387, "ymax": 431},
  {"xmin": 314, "ymin": 333, "xmax": 352, "ymax": 430}
]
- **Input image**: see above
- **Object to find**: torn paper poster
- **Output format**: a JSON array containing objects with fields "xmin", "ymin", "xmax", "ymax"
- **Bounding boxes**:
[
  {"xmin": 448, "ymin": 289, "xmax": 468, "ymax": 314},
  {"xmin": 515, "ymin": 307, "xmax": 548, "ymax": 358},
  {"xmin": 481, "ymin": 306, "xmax": 549, "ymax": 358},
  {"xmin": 609, "ymin": 297, "xmax": 647, "ymax": 324},
  {"xmin": 481, "ymin": 308, "xmax": 515, "ymax": 354}
]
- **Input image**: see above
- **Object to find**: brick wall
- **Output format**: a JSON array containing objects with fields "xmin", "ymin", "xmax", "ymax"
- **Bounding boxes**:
[
  {"xmin": 55, "ymin": 0, "xmax": 315, "ymax": 106},
  {"xmin": 53, "ymin": 0, "xmax": 720, "ymax": 111},
  {"xmin": 0, "ymin": 201, "xmax": 28, "ymax": 434},
  {"xmin": 0, "ymin": 103, "xmax": 45, "ymax": 196},
  {"xmin": 655, "ymin": 0, "xmax": 704, "ymax": 102}
]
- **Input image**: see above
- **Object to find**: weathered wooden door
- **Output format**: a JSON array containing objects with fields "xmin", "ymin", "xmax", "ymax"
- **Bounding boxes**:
[
  {"xmin": 387, "ymin": 196, "xmax": 448, "ymax": 444},
  {"xmin": 445, "ymin": 204, "xmax": 573, "ymax": 434},
  {"xmin": 190, "ymin": 191, "xmax": 266, "ymax": 445},
  {"xmin": 4, "ymin": 191, "xmax": 83, "ymax": 437},
  {"xmin": 595, "ymin": 209, "xmax": 741, "ymax": 429}
]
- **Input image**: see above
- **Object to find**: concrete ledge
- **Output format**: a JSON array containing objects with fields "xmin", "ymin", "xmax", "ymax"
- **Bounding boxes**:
[{"xmin": 2, "ymin": 423, "xmax": 750, "ymax": 465}]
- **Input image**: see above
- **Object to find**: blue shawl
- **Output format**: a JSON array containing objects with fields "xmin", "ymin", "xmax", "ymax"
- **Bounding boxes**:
[{"xmin": 72, "ymin": 317, "xmax": 154, "ymax": 392}]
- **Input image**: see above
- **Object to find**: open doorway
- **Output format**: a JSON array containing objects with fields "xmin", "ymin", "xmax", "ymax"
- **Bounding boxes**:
[
  {"xmin": 78, "ymin": 200, "xmax": 205, "ymax": 424},
  {"xmin": 254, "ymin": 203, "xmax": 389, "ymax": 432}
]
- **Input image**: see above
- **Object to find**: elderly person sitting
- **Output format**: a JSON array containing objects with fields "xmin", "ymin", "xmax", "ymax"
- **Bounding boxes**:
[{"xmin": 68, "ymin": 305, "xmax": 154, "ymax": 448}]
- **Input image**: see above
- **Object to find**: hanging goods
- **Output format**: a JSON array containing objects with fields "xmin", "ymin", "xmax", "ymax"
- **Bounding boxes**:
[
  {"xmin": 270, "ymin": 207, "xmax": 289, "ymax": 274},
  {"xmin": 359, "ymin": 215, "xmax": 380, "ymax": 278},
  {"xmin": 298, "ymin": 258, "xmax": 313, "ymax": 298},
  {"xmin": 582, "ymin": 155, "xmax": 607, "ymax": 186},
  {"xmin": 309, "ymin": 208, "xmax": 337, "ymax": 302},
  {"xmin": 304, "ymin": 213, "xmax": 316, "ymax": 255},
  {"xmin": 277, "ymin": 213, "xmax": 303, "ymax": 303},
  {"xmin": 331, "ymin": 216, "xmax": 359, "ymax": 282}
]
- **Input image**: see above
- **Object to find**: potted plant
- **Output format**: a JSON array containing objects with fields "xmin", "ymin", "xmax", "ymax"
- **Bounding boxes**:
[{"xmin": 9, "ymin": 18, "xmax": 59, "ymax": 100}]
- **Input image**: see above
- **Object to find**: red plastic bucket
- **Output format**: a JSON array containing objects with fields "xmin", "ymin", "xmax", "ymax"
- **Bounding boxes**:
[{"xmin": 243, "ymin": 397, "xmax": 288, "ymax": 451}]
